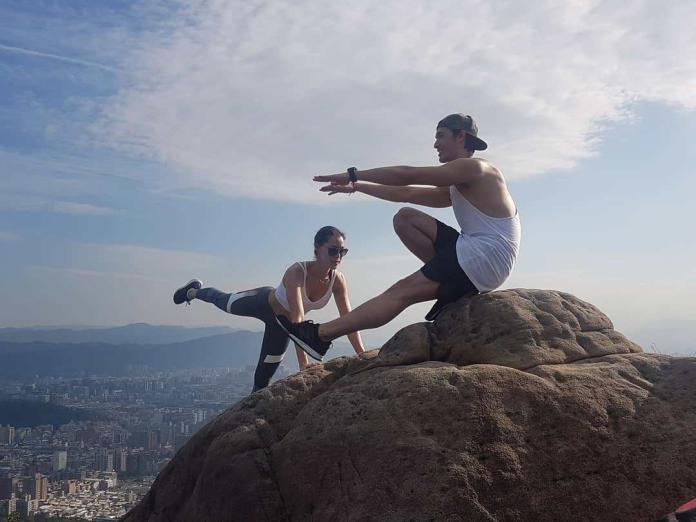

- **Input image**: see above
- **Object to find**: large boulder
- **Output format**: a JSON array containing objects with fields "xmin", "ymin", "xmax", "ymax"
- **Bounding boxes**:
[
  {"xmin": 376, "ymin": 289, "xmax": 642, "ymax": 369},
  {"xmin": 124, "ymin": 290, "xmax": 696, "ymax": 522}
]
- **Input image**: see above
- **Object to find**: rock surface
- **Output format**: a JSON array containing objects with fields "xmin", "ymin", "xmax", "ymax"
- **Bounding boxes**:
[{"xmin": 124, "ymin": 290, "xmax": 696, "ymax": 521}]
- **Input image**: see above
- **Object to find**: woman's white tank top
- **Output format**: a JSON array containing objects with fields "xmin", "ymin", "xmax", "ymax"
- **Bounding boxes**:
[{"xmin": 274, "ymin": 262, "xmax": 337, "ymax": 312}]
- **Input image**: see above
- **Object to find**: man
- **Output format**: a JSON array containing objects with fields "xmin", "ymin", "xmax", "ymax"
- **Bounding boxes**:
[{"xmin": 277, "ymin": 114, "xmax": 521, "ymax": 361}]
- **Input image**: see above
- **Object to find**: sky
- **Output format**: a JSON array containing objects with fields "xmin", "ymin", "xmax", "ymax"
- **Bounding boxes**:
[{"xmin": 1, "ymin": 0, "xmax": 695, "ymax": 354}]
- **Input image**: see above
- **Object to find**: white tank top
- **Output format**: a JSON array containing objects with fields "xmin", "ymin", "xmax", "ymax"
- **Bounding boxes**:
[
  {"xmin": 450, "ymin": 185, "xmax": 521, "ymax": 292},
  {"xmin": 274, "ymin": 262, "xmax": 337, "ymax": 313}
]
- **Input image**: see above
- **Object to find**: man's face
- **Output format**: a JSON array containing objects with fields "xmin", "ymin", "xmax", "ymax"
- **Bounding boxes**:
[{"xmin": 434, "ymin": 127, "xmax": 464, "ymax": 163}]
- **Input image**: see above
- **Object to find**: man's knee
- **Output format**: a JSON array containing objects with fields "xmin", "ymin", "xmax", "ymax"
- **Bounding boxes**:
[{"xmin": 393, "ymin": 207, "xmax": 420, "ymax": 235}]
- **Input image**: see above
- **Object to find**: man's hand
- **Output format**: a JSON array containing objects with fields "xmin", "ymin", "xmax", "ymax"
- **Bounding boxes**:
[
  {"xmin": 319, "ymin": 183, "xmax": 355, "ymax": 195},
  {"xmin": 314, "ymin": 172, "xmax": 350, "ymax": 185}
]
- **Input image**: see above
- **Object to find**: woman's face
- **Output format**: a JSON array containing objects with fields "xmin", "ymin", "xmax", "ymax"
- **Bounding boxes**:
[{"xmin": 316, "ymin": 233, "xmax": 348, "ymax": 269}]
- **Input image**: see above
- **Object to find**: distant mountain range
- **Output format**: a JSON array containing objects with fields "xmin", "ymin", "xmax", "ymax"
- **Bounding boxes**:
[
  {"xmin": 0, "ymin": 323, "xmax": 238, "ymax": 344},
  {"xmin": 622, "ymin": 320, "xmax": 696, "ymax": 357},
  {"xmin": 0, "ymin": 332, "xmax": 265, "ymax": 377},
  {"xmin": 0, "ymin": 325, "xmax": 359, "ymax": 378}
]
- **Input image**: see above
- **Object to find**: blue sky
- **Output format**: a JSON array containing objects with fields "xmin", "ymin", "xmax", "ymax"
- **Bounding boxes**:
[{"xmin": 1, "ymin": 1, "xmax": 695, "ymax": 354}]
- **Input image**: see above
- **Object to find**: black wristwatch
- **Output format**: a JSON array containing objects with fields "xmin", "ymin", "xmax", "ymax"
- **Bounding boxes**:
[{"xmin": 347, "ymin": 167, "xmax": 358, "ymax": 183}]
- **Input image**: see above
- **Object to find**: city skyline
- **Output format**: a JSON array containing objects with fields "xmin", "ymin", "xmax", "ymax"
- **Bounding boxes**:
[{"xmin": 0, "ymin": 366, "xmax": 248, "ymax": 519}]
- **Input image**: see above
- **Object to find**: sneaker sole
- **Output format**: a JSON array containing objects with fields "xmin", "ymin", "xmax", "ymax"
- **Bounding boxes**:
[
  {"xmin": 173, "ymin": 279, "xmax": 202, "ymax": 305},
  {"xmin": 274, "ymin": 316, "xmax": 325, "ymax": 361}
]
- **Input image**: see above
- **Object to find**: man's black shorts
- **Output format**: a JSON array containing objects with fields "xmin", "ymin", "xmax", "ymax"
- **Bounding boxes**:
[{"xmin": 421, "ymin": 220, "xmax": 479, "ymax": 320}]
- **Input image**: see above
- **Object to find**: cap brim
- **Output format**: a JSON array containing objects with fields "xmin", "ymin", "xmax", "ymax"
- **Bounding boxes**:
[{"xmin": 472, "ymin": 136, "xmax": 487, "ymax": 151}]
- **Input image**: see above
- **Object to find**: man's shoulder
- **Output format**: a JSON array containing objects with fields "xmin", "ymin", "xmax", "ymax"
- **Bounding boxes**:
[
  {"xmin": 447, "ymin": 158, "xmax": 501, "ymax": 186},
  {"xmin": 472, "ymin": 158, "xmax": 503, "ymax": 179},
  {"xmin": 449, "ymin": 157, "xmax": 497, "ymax": 172}
]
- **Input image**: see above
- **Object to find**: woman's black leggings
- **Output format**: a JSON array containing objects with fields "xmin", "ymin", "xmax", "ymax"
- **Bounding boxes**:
[{"xmin": 195, "ymin": 286, "xmax": 289, "ymax": 392}]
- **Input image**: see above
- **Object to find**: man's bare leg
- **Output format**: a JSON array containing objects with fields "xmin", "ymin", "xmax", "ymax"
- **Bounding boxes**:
[
  {"xmin": 318, "ymin": 271, "xmax": 439, "ymax": 340},
  {"xmin": 393, "ymin": 207, "xmax": 439, "ymax": 263}
]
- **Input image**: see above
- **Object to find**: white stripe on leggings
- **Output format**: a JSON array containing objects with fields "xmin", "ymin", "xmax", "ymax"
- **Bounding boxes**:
[
  {"xmin": 264, "ymin": 353, "xmax": 285, "ymax": 364},
  {"xmin": 226, "ymin": 290, "xmax": 257, "ymax": 313}
]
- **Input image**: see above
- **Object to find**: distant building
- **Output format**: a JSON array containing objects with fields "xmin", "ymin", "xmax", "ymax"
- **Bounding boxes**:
[
  {"xmin": 114, "ymin": 449, "xmax": 128, "ymax": 472},
  {"xmin": 129, "ymin": 431, "xmax": 148, "ymax": 449},
  {"xmin": 0, "ymin": 426, "xmax": 14, "ymax": 445},
  {"xmin": 9, "ymin": 493, "xmax": 36, "ymax": 517},
  {"xmin": 136, "ymin": 453, "xmax": 156, "ymax": 475},
  {"xmin": 13, "ymin": 427, "xmax": 30, "ymax": 442},
  {"xmin": 36, "ymin": 474, "xmax": 48, "ymax": 502},
  {"xmin": 95, "ymin": 448, "xmax": 114, "ymax": 472},
  {"xmin": 147, "ymin": 430, "xmax": 160, "ymax": 451},
  {"xmin": 0, "ymin": 478, "xmax": 19, "ymax": 501},
  {"xmin": 63, "ymin": 479, "xmax": 78, "ymax": 495},
  {"xmin": 126, "ymin": 453, "xmax": 138, "ymax": 474},
  {"xmin": 22, "ymin": 474, "xmax": 47, "ymax": 502},
  {"xmin": 6, "ymin": 495, "xmax": 19, "ymax": 516},
  {"xmin": 52, "ymin": 450, "xmax": 68, "ymax": 471},
  {"xmin": 53, "ymin": 470, "xmax": 86, "ymax": 482}
]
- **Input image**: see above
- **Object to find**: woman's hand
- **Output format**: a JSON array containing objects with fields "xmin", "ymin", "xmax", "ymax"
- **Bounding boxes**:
[
  {"xmin": 319, "ymin": 183, "xmax": 355, "ymax": 196},
  {"xmin": 314, "ymin": 172, "xmax": 350, "ymax": 185},
  {"xmin": 296, "ymin": 345, "xmax": 309, "ymax": 370}
]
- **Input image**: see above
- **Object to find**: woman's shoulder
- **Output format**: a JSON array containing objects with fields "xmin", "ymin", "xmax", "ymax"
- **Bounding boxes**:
[
  {"xmin": 288, "ymin": 261, "xmax": 306, "ymax": 271},
  {"xmin": 282, "ymin": 262, "xmax": 305, "ymax": 283},
  {"xmin": 332, "ymin": 270, "xmax": 347, "ymax": 289}
]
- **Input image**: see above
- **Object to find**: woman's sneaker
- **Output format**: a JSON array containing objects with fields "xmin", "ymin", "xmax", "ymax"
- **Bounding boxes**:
[
  {"xmin": 275, "ymin": 316, "xmax": 331, "ymax": 361},
  {"xmin": 173, "ymin": 279, "xmax": 203, "ymax": 305}
]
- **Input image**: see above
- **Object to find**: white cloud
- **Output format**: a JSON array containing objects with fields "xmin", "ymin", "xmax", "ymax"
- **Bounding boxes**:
[
  {"xmin": 52, "ymin": 201, "xmax": 114, "ymax": 216},
  {"xmin": 94, "ymin": 0, "xmax": 696, "ymax": 203},
  {"xmin": 0, "ymin": 194, "xmax": 115, "ymax": 216},
  {"xmin": 67, "ymin": 242, "xmax": 227, "ymax": 281},
  {"xmin": 29, "ymin": 265, "xmax": 154, "ymax": 282},
  {"xmin": 0, "ymin": 149, "xmax": 150, "ymax": 215},
  {"xmin": 0, "ymin": 43, "xmax": 118, "ymax": 73}
]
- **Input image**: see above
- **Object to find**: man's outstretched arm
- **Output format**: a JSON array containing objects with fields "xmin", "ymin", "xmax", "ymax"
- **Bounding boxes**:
[
  {"xmin": 314, "ymin": 158, "xmax": 486, "ymax": 187},
  {"xmin": 321, "ymin": 183, "xmax": 451, "ymax": 208}
]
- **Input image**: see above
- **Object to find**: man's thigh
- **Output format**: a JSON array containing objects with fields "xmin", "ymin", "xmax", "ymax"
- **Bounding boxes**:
[
  {"xmin": 395, "ymin": 207, "xmax": 439, "ymax": 240},
  {"xmin": 388, "ymin": 270, "xmax": 441, "ymax": 303}
]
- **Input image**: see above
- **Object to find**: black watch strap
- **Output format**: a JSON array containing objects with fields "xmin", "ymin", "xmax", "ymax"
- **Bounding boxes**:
[{"xmin": 347, "ymin": 167, "xmax": 358, "ymax": 183}]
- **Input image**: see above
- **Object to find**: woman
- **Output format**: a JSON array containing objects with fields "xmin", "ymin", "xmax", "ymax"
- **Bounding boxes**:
[{"xmin": 172, "ymin": 226, "xmax": 365, "ymax": 392}]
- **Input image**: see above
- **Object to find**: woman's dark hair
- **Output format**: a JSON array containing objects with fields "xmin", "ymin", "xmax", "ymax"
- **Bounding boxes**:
[{"xmin": 314, "ymin": 226, "xmax": 345, "ymax": 247}]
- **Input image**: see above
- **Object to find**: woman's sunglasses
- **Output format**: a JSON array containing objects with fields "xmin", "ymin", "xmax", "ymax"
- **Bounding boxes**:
[{"xmin": 328, "ymin": 247, "xmax": 349, "ymax": 257}]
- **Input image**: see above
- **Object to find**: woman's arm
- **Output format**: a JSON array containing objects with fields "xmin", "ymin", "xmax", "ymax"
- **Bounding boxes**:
[
  {"xmin": 332, "ymin": 272, "xmax": 365, "ymax": 354},
  {"xmin": 282, "ymin": 264, "xmax": 310, "ymax": 369}
]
